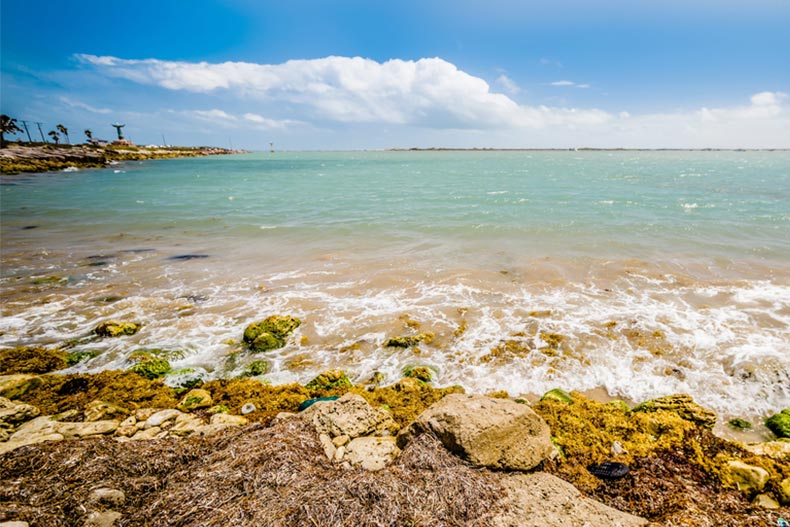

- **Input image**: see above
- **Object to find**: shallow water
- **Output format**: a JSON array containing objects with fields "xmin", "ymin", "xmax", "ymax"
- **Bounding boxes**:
[{"xmin": 1, "ymin": 151, "xmax": 789, "ymax": 425}]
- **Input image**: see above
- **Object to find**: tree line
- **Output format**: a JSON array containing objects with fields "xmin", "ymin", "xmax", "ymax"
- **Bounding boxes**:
[{"xmin": 1, "ymin": 114, "xmax": 96, "ymax": 148}]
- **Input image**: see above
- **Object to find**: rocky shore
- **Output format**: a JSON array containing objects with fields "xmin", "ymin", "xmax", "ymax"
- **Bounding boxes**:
[
  {"xmin": 0, "ymin": 143, "xmax": 242, "ymax": 175},
  {"xmin": 1, "ymin": 318, "xmax": 789, "ymax": 526}
]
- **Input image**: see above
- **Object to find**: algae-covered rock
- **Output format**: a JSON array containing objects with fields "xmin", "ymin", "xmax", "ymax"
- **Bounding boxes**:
[
  {"xmin": 0, "ymin": 374, "xmax": 42, "ymax": 399},
  {"xmin": 66, "ymin": 349, "xmax": 99, "ymax": 366},
  {"xmin": 632, "ymin": 394, "xmax": 717, "ymax": 429},
  {"xmin": 128, "ymin": 354, "xmax": 171, "ymax": 380},
  {"xmin": 0, "ymin": 346, "xmax": 67, "ymax": 374},
  {"xmin": 166, "ymin": 368, "xmax": 205, "ymax": 389},
  {"xmin": 607, "ymin": 400, "xmax": 631, "ymax": 412},
  {"xmin": 765, "ymin": 409, "xmax": 790, "ymax": 438},
  {"xmin": 0, "ymin": 396, "xmax": 40, "ymax": 427},
  {"xmin": 305, "ymin": 370, "xmax": 352, "ymax": 391},
  {"xmin": 540, "ymin": 388, "xmax": 574, "ymax": 404},
  {"xmin": 84, "ymin": 400, "xmax": 128, "ymax": 422},
  {"xmin": 177, "ymin": 389, "xmax": 213, "ymax": 412},
  {"xmin": 207, "ymin": 404, "xmax": 229, "ymax": 414},
  {"xmin": 403, "ymin": 365, "xmax": 434, "ymax": 383},
  {"xmin": 243, "ymin": 315, "xmax": 301, "ymax": 352},
  {"xmin": 727, "ymin": 418, "xmax": 753, "ymax": 431},
  {"xmin": 384, "ymin": 333, "xmax": 434, "ymax": 348},
  {"xmin": 721, "ymin": 460, "xmax": 770, "ymax": 495},
  {"xmin": 241, "ymin": 360, "xmax": 270, "ymax": 377},
  {"xmin": 94, "ymin": 320, "xmax": 141, "ymax": 337}
]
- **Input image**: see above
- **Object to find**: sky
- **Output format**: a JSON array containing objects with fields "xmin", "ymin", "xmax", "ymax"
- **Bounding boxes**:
[{"xmin": 1, "ymin": 0, "xmax": 789, "ymax": 150}]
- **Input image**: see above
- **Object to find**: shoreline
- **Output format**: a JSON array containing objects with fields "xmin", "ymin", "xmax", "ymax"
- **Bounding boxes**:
[
  {"xmin": 1, "ymin": 348, "xmax": 789, "ymax": 524},
  {"xmin": 0, "ymin": 142, "xmax": 244, "ymax": 175}
]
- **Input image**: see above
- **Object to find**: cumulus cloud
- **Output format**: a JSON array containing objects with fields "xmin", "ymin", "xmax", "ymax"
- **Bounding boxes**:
[
  {"xmin": 181, "ymin": 109, "xmax": 298, "ymax": 129},
  {"xmin": 698, "ymin": 91, "xmax": 787, "ymax": 122},
  {"xmin": 75, "ymin": 54, "xmax": 611, "ymax": 129},
  {"xmin": 550, "ymin": 80, "xmax": 575, "ymax": 86},
  {"xmin": 495, "ymin": 74, "xmax": 520, "ymax": 95}
]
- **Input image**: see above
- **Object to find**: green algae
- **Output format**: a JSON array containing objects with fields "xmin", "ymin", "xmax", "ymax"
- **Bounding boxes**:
[
  {"xmin": 540, "ymin": 388, "xmax": 573, "ymax": 404},
  {"xmin": 241, "ymin": 360, "xmax": 270, "ymax": 377},
  {"xmin": 632, "ymin": 394, "xmax": 717, "ymax": 429},
  {"xmin": 243, "ymin": 315, "xmax": 301, "ymax": 352},
  {"xmin": 766, "ymin": 410, "xmax": 790, "ymax": 438},
  {"xmin": 128, "ymin": 352, "xmax": 171, "ymax": 380},
  {"xmin": 727, "ymin": 418, "xmax": 753, "ymax": 431},
  {"xmin": 403, "ymin": 365, "xmax": 434, "ymax": 383},
  {"xmin": 65, "ymin": 350, "xmax": 99, "ymax": 367}
]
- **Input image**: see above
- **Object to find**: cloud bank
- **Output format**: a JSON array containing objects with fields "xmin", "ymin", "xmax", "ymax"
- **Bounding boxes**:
[{"xmin": 73, "ymin": 54, "xmax": 789, "ymax": 148}]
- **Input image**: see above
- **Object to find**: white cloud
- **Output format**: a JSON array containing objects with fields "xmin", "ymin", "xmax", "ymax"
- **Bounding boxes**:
[
  {"xmin": 495, "ymin": 74, "xmax": 520, "ymax": 95},
  {"xmin": 59, "ymin": 96, "xmax": 111, "ymax": 114},
  {"xmin": 576, "ymin": 84, "xmax": 590, "ymax": 89},
  {"xmin": 550, "ymin": 80, "xmax": 575, "ymax": 86},
  {"xmin": 76, "ymin": 54, "xmax": 611, "ymax": 129},
  {"xmin": 191, "ymin": 109, "xmax": 236, "ymax": 121},
  {"xmin": 698, "ymin": 91, "xmax": 787, "ymax": 122}
]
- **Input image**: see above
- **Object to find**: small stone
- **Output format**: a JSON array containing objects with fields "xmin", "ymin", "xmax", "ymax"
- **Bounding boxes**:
[
  {"xmin": 0, "ymin": 521, "xmax": 30, "ymax": 527},
  {"xmin": 752, "ymin": 493, "xmax": 779, "ymax": 509},
  {"xmin": 84, "ymin": 400, "xmax": 128, "ymax": 422},
  {"xmin": 345, "ymin": 436, "xmax": 400, "ymax": 471},
  {"xmin": 209, "ymin": 413, "xmax": 248, "ymax": 426},
  {"xmin": 169, "ymin": 414, "xmax": 205, "ymax": 436},
  {"xmin": 240, "ymin": 402, "xmax": 257, "ymax": 415},
  {"xmin": 115, "ymin": 425, "xmax": 137, "ymax": 437},
  {"xmin": 88, "ymin": 488, "xmax": 125, "ymax": 508},
  {"xmin": 724, "ymin": 460, "xmax": 770, "ymax": 495},
  {"xmin": 145, "ymin": 409, "xmax": 183, "ymax": 428},
  {"xmin": 56, "ymin": 420, "xmax": 119, "ymax": 439},
  {"xmin": 83, "ymin": 510, "xmax": 122, "ymax": 527},
  {"xmin": 332, "ymin": 435, "xmax": 350, "ymax": 447},
  {"xmin": 176, "ymin": 389, "xmax": 213, "ymax": 412},
  {"xmin": 134, "ymin": 408, "xmax": 159, "ymax": 421},
  {"xmin": 611, "ymin": 441, "xmax": 627, "ymax": 456},
  {"xmin": 120, "ymin": 416, "xmax": 136, "ymax": 427},
  {"xmin": 319, "ymin": 433, "xmax": 336, "ymax": 460},
  {"xmin": 130, "ymin": 426, "xmax": 162, "ymax": 440},
  {"xmin": 334, "ymin": 445, "xmax": 346, "ymax": 462},
  {"xmin": 779, "ymin": 477, "xmax": 790, "ymax": 505}
]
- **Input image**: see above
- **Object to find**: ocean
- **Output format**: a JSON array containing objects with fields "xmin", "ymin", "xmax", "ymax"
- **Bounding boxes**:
[{"xmin": 1, "ymin": 150, "xmax": 788, "ymax": 426}]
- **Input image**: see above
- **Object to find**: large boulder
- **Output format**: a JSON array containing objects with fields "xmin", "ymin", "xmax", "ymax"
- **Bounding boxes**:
[
  {"xmin": 491, "ymin": 472, "xmax": 648, "ymax": 526},
  {"xmin": 301, "ymin": 393, "xmax": 398, "ymax": 439},
  {"xmin": 243, "ymin": 315, "xmax": 301, "ymax": 352},
  {"xmin": 397, "ymin": 394, "xmax": 553, "ymax": 471},
  {"xmin": 632, "ymin": 394, "xmax": 717, "ymax": 429}
]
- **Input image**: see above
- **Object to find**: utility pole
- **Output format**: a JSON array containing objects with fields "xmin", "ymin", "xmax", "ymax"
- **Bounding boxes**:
[
  {"xmin": 34, "ymin": 122, "xmax": 46, "ymax": 143},
  {"xmin": 161, "ymin": 134, "xmax": 167, "ymax": 147},
  {"xmin": 19, "ymin": 120, "xmax": 33, "ymax": 143}
]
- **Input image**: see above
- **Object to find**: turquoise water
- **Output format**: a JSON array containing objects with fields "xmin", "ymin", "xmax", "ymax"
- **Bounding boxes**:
[{"xmin": 1, "ymin": 151, "xmax": 789, "ymax": 425}]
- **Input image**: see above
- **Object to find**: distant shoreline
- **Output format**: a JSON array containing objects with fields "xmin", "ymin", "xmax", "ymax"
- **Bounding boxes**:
[
  {"xmin": 0, "ymin": 142, "xmax": 245, "ymax": 175},
  {"xmin": 387, "ymin": 147, "xmax": 790, "ymax": 152}
]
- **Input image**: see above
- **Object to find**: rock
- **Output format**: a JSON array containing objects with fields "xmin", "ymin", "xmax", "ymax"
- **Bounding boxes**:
[
  {"xmin": 779, "ymin": 477, "xmax": 790, "ymax": 505},
  {"xmin": 0, "ymin": 522, "xmax": 30, "ymax": 527},
  {"xmin": 243, "ymin": 315, "xmax": 301, "ymax": 352},
  {"xmin": 7, "ymin": 415, "xmax": 58, "ymax": 442},
  {"xmin": 134, "ymin": 408, "xmax": 159, "ymax": 421},
  {"xmin": 742, "ymin": 440, "xmax": 790, "ymax": 460},
  {"xmin": 398, "ymin": 394, "xmax": 553, "ymax": 471},
  {"xmin": 301, "ymin": 393, "xmax": 398, "ymax": 439},
  {"xmin": 241, "ymin": 402, "xmax": 257, "ymax": 415},
  {"xmin": 752, "ymin": 493, "xmax": 780, "ymax": 509},
  {"xmin": 332, "ymin": 434, "xmax": 350, "ymax": 447},
  {"xmin": 384, "ymin": 333, "xmax": 434, "ymax": 348},
  {"xmin": 269, "ymin": 412, "xmax": 297, "ymax": 426},
  {"xmin": 491, "ymin": 472, "xmax": 648, "ymax": 527},
  {"xmin": 345, "ymin": 436, "xmax": 401, "ymax": 471},
  {"xmin": 88, "ymin": 488, "xmax": 125, "ymax": 508},
  {"xmin": 0, "ymin": 432, "xmax": 64, "ymax": 454},
  {"xmin": 83, "ymin": 511, "xmax": 122, "ymax": 527},
  {"xmin": 209, "ymin": 413, "xmax": 248, "ymax": 426},
  {"xmin": 120, "ymin": 416, "xmax": 136, "ymax": 427},
  {"xmin": 723, "ymin": 460, "xmax": 770, "ymax": 495},
  {"xmin": 177, "ymin": 389, "xmax": 213, "ymax": 412},
  {"xmin": 169, "ymin": 413, "xmax": 205, "ymax": 436},
  {"xmin": 334, "ymin": 445, "xmax": 346, "ymax": 461},
  {"xmin": 766, "ymin": 409, "xmax": 790, "ymax": 438},
  {"xmin": 56, "ymin": 420, "xmax": 119, "ymax": 439},
  {"xmin": 0, "ymin": 397, "xmax": 40, "ymax": 426},
  {"xmin": 145, "ymin": 409, "xmax": 183, "ymax": 428},
  {"xmin": 0, "ymin": 374, "xmax": 42, "ymax": 399},
  {"xmin": 207, "ymin": 405, "xmax": 230, "ymax": 414},
  {"xmin": 304, "ymin": 370, "xmax": 352, "ymax": 391},
  {"xmin": 319, "ymin": 433, "xmax": 336, "ymax": 460},
  {"xmin": 94, "ymin": 320, "xmax": 141, "ymax": 337},
  {"xmin": 540, "ymin": 388, "xmax": 573, "ymax": 404},
  {"xmin": 241, "ymin": 360, "xmax": 270, "ymax": 377},
  {"xmin": 298, "ymin": 396, "xmax": 340, "ymax": 411},
  {"xmin": 115, "ymin": 425, "xmax": 137, "ymax": 437},
  {"xmin": 130, "ymin": 426, "xmax": 162, "ymax": 440},
  {"xmin": 632, "ymin": 394, "xmax": 717, "ymax": 428},
  {"xmin": 403, "ymin": 365, "xmax": 434, "ymax": 382},
  {"xmin": 84, "ymin": 400, "xmax": 128, "ymax": 422}
]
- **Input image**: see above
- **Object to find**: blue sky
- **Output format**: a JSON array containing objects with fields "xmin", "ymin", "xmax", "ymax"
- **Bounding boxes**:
[{"xmin": 2, "ymin": 0, "xmax": 788, "ymax": 149}]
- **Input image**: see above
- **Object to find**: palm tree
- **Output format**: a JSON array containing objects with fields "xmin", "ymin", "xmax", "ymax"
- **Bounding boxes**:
[
  {"xmin": 0, "ymin": 114, "xmax": 23, "ymax": 148},
  {"xmin": 56, "ymin": 124, "xmax": 70, "ymax": 144},
  {"xmin": 48, "ymin": 130, "xmax": 60, "ymax": 144},
  {"xmin": 84, "ymin": 129, "xmax": 93, "ymax": 141}
]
